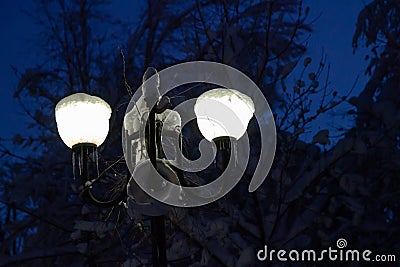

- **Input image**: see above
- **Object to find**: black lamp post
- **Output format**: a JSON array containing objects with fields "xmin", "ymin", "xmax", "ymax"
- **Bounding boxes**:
[
  {"xmin": 54, "ymin": 72, "xmax": 256, "ymax": 266},
  {"xmin": 55, "ymin": 91, "xmax": 172, "ymax": 266}
]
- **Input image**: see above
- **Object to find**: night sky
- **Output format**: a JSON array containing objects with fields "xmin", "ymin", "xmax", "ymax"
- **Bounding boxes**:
[{"xmin": 0, "ymin": 0, "xmax": 368, "ymax": 145}]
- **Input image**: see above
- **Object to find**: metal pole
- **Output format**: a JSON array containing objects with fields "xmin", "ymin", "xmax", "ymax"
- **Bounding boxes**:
[
  {"xmin": 151, "ymin": 216, "xmax": 167, "ymax": 267},
  {"xmin": 148, "ymin": 108, "xmax": 167, "ymax": 267}
]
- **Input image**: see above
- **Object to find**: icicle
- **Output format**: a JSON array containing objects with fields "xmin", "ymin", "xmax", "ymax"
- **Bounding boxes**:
[
  {"xmin": 233, "ymin": 140, "xmax": 238, "ymax": 167},
  {"xmin": 78, "ymin": 153, "xmax": 82, "ymax": 176},
  {"xmin": 94, "ymin": 147, "xmax": 99, "ymax": 178},
  {"xmin": 72, "ymin": 151, "xmax": 76, "ymax": 180}
]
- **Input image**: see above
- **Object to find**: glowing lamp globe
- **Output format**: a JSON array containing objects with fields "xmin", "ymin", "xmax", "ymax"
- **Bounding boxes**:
[
  {"xmin": 194, "ymin": 88, "xmax": 255, "ymax": 141},
  {"xmin": 55, "ymin": 93, "xmax": 112, "ymax": 148}
]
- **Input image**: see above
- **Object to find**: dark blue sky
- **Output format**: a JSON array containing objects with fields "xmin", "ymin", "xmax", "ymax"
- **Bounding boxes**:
[
  {"xmin": 304, "ymin": 0, "xmax": 368, "ymax": 95},
  {"xmin": 302, "ymin": 0, "xmax": 369, "ymax": 137},
  {"xmin": 0, "ymin": 1, "xmax": 369, "ymax": 145},
  {"xmin": 0, "ymin": 1, "xmax": 38, "ymax": 140}
]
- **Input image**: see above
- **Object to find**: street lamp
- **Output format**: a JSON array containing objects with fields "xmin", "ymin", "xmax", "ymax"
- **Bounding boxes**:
[
  {"xmin": 55, "ymin": 92, "xmax": 128, "ymax": 208},
  {"xmin": 194, "ymin": 88, "xmax": 255, "ymax": 141},
  {"xmin": 194, "ymin": 88, "xmax": 255, "ymax": 171},
  {"xmin": 55, "ymin": 92, "xmax": 112, "ymax": 148},
  {"xmin": 55, "ymin": 84, "xmax": 256, "ymax": 266}
]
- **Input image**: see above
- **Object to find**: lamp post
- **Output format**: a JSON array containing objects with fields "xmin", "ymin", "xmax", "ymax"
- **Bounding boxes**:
[
  {"xmin": 194, "ymin": 88, "xmax": 255, "ymax": 171},
  {"xmin": 55, "ymin": 92, "xmax": 171, "ymax": 266},
  {"xmin": 55, "ymin": 84, "xmax": 255, "ymax": 266},
  {"xmin": 55, "ymin": 93, "xmax": 126, "ymax": 207}
]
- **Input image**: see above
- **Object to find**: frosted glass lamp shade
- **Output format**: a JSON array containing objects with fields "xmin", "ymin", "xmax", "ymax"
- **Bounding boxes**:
[
  {"xmin": 55, "ymin": 93, "xmax": 112, "ymax": 148},
  {"xmin": 194, "ymin": 88, "xmax": 255, "ymax": 141}
]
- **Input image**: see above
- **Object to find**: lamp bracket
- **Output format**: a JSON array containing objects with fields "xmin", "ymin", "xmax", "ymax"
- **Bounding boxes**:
[{"xmin": 72, "ymin": 143, "xmax": 127, "ymax": 208}]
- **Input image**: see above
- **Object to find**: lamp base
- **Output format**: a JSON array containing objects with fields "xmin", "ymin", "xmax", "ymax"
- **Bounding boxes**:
[
  {"xmin": 72, "ymin": 142, "xmax": 97, "ymax": 153},
  {"xmin": 212, "ymin": 136, "xmax": 236, "ymax": 170}
]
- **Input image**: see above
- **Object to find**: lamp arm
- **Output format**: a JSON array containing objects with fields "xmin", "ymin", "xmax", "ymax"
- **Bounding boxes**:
[
  {"xmin": 81, "ymin": 187, "xmax": 126, "ymax": 208},
  {"xmin": 75, "ymin": 143, "xmax": 127, "ymax": 208}
]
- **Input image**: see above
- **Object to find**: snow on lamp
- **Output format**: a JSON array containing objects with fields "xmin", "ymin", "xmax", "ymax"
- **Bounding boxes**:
[
  {"xmin": 194, "ymin": 88, "xmax": 255, "ymax": 141},
  {"xmin": 55, "ymin": 93, "xmax": 112, "ymax": 148}
]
